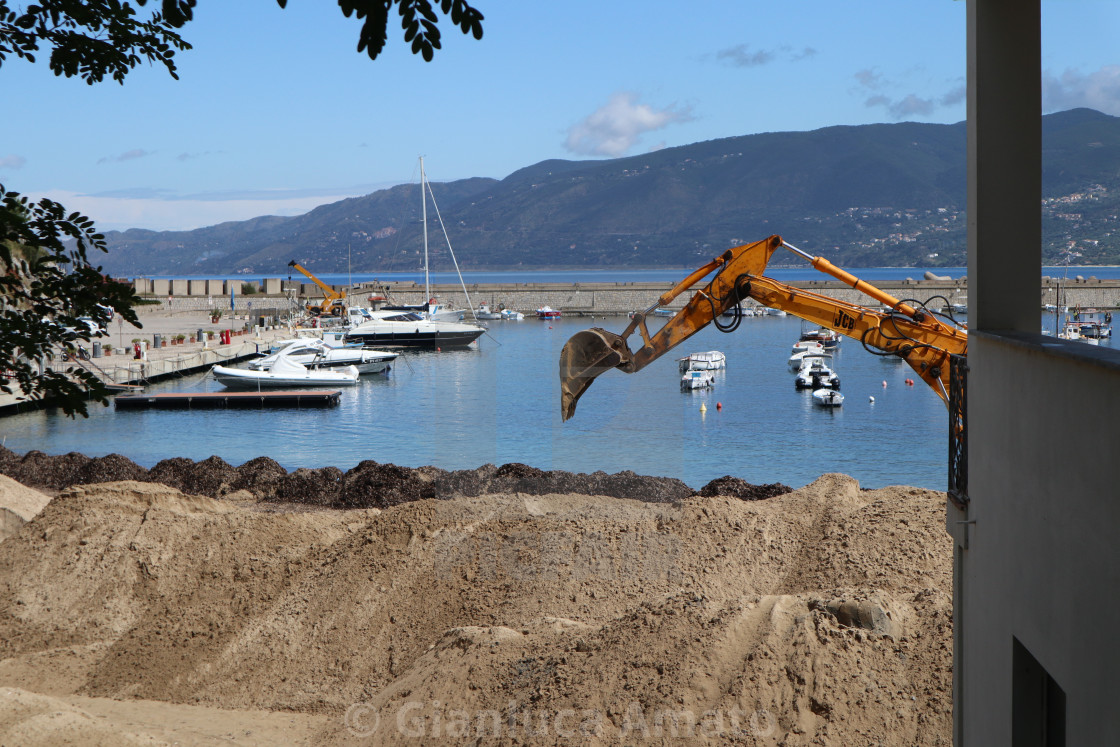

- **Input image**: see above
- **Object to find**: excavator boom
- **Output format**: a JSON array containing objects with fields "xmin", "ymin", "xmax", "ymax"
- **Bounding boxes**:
[{"xmin": 559, "ymin": 235, "xmax": 967, "ymax": 421}]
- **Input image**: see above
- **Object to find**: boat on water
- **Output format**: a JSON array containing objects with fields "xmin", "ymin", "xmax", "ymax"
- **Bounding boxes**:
[
  {"xmin": 788, "ymin": 349, "xmax": 833, "ymax": 372},
  {"xmin": 537, "ymin": 306, "xmax": 562, "ymax": 319},
  {"xmin": 379, "ymin": 157, "xmax": 482, "ymax": 325},
  {"xmin": 500, "ymin": 308, "xmax": 525, "ymax": 321},
  {"xmin": 812, "ymin": 388, "xmax": 845, "ymax": 407},
  {"xmin": 795, "ymin": 358, "xmax": 840, "ymax": 390},
  {"xmin": 381, "ymin": 300, "xmax": 466, "ymax": 322},
  {"xmin": 791, "ymin": 339, "xmax": 827, "ymax": 353},
  {"xmin": 798, "ymin": 327, "xmax": 840, "ymax": 348},
  {"xmin": 475, "ymin": 303, "xmax": 503, "ymax": 321},
  {"xmin": 680, "ymin": 369, "xmax": 715, "ymax": 390},
  {"xmin": 249, "ymin": 338, "xmax": 397, "ymax": 375},
  {"xmin": 764, "ymin": 308, "xmax": 787, "ymax": 317},
  {"xmin": 212, "ymin": 355, "xmax": 360, "ymax": 389},
  {"xmin": 1071, "ymin": 309, "xmax": 1112, "ymax": 339},
  {"xmin": 344, "ymin": 309, "xmax": 485, "ymax": 349},
  {"xmin": 678, "ymin": 351, "xmax": 726, "ymax": 373}
]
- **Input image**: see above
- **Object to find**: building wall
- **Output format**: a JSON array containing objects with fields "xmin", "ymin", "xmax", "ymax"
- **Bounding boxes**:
[
  {"xmin": 961, "ymin": 333, "xmax": 1120, "ymax": 744},
  {"xmin": 960, "ymin": 1, "xmax": 1120, "ymax": 744}
]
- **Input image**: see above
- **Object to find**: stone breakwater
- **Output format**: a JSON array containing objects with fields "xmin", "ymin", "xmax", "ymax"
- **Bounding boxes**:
[{"xmin": 152, "ymin": 278, "xmax": 1120, "ymax": 316}]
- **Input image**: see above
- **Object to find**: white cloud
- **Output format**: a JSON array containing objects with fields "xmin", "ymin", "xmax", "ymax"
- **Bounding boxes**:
[
  {"xmin": 1042, "ymin": 65, "xmax": 1120, "ymax": 116},
  {"xmin": 564, "ymin": 92, "xmax": 694, "ymax": 158},
  {"xmin": 0, "ymin": 154, "xmax": 27, "ymax": 170}
]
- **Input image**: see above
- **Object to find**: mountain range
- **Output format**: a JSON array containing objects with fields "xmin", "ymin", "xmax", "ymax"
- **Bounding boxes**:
[{"xmin": 101, "ymin": 108, "xmax": 1120, "ymax": 275}]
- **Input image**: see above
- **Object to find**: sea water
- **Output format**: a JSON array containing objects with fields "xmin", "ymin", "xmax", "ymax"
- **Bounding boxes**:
[{"xmin": 0, "ymin": 313, "xmax": 1025, "ymax": 491}]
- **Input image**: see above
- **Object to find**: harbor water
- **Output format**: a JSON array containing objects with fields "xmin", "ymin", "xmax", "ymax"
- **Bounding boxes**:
[{"xmin": 0, "ymin": 312, "xmax": 1030, "ymax": 492}]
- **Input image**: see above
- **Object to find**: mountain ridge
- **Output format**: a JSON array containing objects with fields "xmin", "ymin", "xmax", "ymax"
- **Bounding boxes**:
[{"xmin": 101, "ymin": 108, "xmax": 1120, "ymax": 274}]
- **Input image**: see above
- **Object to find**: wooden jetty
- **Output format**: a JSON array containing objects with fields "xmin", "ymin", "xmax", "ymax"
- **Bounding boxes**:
[{"xmin": 114, "ymin": 390, "xmax": 342, "ymax": 410}]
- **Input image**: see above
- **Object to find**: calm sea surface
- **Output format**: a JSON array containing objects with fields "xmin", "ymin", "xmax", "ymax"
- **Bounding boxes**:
[{"xmin": 7, "ymin": 309, "xmax": 1104, "ymax": 492}]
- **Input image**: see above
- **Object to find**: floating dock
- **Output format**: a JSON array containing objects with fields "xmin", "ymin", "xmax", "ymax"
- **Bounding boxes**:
[{"xmin": 113, "ymin": 390, "xmax": 342, "ymax": 410}]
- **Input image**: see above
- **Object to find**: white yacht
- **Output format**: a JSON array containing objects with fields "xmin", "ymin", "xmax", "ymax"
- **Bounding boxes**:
[
  {"xmin": 249, "ymin": 338, "xmax": 396, "ymax": 375},
  {"xmin": 344, "ymin": 309, "xmax": 484, "ymax": 349}
]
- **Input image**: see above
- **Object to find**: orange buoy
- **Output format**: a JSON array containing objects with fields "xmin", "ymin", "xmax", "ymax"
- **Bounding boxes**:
[{"xmin": 716, "ymin": 402, "xmax": 722, "ymax": 410}]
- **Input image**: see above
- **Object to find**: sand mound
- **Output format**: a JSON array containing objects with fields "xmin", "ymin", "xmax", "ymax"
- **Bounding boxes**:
[
  {"xmin": 0, "ymin": 474, "xmax": 52, "ymax": 543},
  {"xmin": 0, "ymin": 473, "xmax": 952, "ymax": 744}
]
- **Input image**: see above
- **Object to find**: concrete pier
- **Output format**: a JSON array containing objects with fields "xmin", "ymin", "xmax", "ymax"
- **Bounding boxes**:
[{"xmin": 160, "ymin": 277, "xmax": 1120, "ymax": 318}]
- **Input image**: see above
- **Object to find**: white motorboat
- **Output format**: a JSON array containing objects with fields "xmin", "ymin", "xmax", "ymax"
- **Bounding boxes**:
[
  {"xmin": 678, "ymin": 351, "xmax": 726, "ymax": 373},
  {"xmin": 792, "ymin": 339, "xmax": 827, "ymax": 353},
  {"xmin": 764, "ymin": 308, "xmax": 787, "ymax": 317},
  {"xmin": 788, "ymin": 349, "xmax": 833, "ymax": 372},
  {"xmin": 500, "ymin": 308, "xmax": 525, "ymax": 321},
  {"xmin": 795, "ymin": 358, "xmax": 840, "ymax": 390},
  {"xmin": 812, "ymin": 388, "xmax": 845, "ymax": 407},
  {"xmin": 212, "ymin": 355, "xmax": 360, "ymax": 389},
  {"xmin": 344, "ymin": 309, "xmax": 484, "ymax": 349},
  {"xmin": 249, "ymin": 338, "xmax": 397, "ymax": 375},
  {"xmin": 798, "ymin": 327, "xmax": 841, "ymax": 348},
  {"xmin": 680, "ymin": 369, "xmax": 715, "ymax": 390},
  {"xmin": 476, "ymin": 303, "xmax": 503, "ymax": 321}
]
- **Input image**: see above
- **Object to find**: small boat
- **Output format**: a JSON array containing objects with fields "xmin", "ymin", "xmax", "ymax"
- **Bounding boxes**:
[
  {"xmin": 792, "ymin": 339, "xmax": 827, "ymax": 353},
  {"xmin": 678, "ymin": 351, "xmax": 726, "ymax": 373},
  {"xmin": 249, "ymin": 338, "xmax": 396, "ymax": 375},
  {"xmin": 500, "ymin": 308, "xmax": 525, "ymax": 321},
  {"xmin": 764, "ymin": 308, "xmax": 787, "ymax": 317},
  {"xmin": 654, "ymin": 308, "xmax": 676, "ymax": 318},
  {"xmin": 812, "ymin": 388, "xmax": 845, "ymax": 407},
  {"xmin": 681, "ymin": 369, "xmax": 715, "ymax": 390},
  {"xmin": 475, "ymin": 303, "xmax": 503, "ymax": 321},
  {"xmin": 788, "ymin": 349, "xmax": 833, "ymax": 372},
  {"xmin": 536, "ymin": 306, "xmax": 562, "ymax": 319},
  {"xmin": 795, "ymin": 359, "xmax": 840, "ymax": 390},
  {"xmin": 799, "ymin": 327, "xmax": 841, "ymax": 348},
  {"xmin": 212, "ymin": 355, "xmax": 360, "ymax": 389}
]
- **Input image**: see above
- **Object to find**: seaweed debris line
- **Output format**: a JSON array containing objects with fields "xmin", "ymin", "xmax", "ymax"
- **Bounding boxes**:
[{"xmin": 0, "ymin": 448, "xmax": 953, "ymax": 745}]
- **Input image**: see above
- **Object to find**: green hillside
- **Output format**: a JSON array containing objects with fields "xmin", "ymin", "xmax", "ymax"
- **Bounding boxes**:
[{"xmin": 100, "ymin": 109, "xmax": 1120, "ymax": 274}]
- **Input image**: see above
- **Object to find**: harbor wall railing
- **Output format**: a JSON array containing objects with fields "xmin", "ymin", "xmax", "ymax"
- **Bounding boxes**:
[{"xmin": 143, "ymin": 278, "xmax": 1120, "ymax": 316}]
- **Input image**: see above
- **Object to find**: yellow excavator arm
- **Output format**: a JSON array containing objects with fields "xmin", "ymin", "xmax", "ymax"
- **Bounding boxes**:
[
  {"xmin": 559, "ymin": 235, "xmax": 968, "ymax": 421},
  {"xmin": 288, "ymin": 261, "xmax": 347, "ymax": 315}
]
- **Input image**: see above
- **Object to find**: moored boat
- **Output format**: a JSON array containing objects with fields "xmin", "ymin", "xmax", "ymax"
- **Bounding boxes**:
[
  {"xmin": 212, "ymin": 355, "xmax": 360, "ymax": 389},
  {"xmin": 536, "ymin": 306, "xmax": 562, "ymax": 319},
  {"xmin": 680, "ymin": 369, "xmax": 715, "ymax": 390},
  {"xmin": 344, "ymin": 309, "xmax": 485, "ymax": 349},
  {"xmin": 249, "ymin": 338, "xmax": 396, "ymax": 375},
  {"xmin": 476, "ymin": 303, "xmax": 503, "ymax": 321},
  {"xmin": 812, "ymin": 388, "xmax": 845, "ymax": 407},
  {"xmin": 678, "ymin": 351, "xmax": 726, "ymax": 373}
]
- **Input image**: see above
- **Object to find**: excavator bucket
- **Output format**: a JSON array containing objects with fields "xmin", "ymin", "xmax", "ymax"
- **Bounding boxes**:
[{"xmin": 559, "ymin": 328, "xmax": 635, "ymax": 421}]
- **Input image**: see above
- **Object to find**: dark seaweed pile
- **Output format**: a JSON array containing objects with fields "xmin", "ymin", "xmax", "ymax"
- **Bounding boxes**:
[
  {"xmin": 0, "ymin": 446, "xmax": 790, "ymax": 507},
  {"xmin": 694, "ymin": 475, "xmax": 792, "ymax": 501}
]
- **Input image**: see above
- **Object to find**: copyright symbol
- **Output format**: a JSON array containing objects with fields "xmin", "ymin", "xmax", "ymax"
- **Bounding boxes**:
[{"xmin": 344, "ymin": 702, "xmax": 381, "ymax": 737}]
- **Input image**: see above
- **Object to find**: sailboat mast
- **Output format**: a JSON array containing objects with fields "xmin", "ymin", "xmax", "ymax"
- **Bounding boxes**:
[{"xmin": 420, "ymin": 156, "xmax": 430, "ymax": 311}]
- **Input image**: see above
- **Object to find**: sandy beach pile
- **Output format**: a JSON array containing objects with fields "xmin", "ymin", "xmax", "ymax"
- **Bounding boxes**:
[{"xmin": 0, "ymin": 461, "xmax": 953, "ymax": 745}]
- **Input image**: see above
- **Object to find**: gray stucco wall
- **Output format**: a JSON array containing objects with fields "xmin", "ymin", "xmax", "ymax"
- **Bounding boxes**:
[{"xmin": 961, "ymin": 332, "xmax": 1120, "ymax": 744}]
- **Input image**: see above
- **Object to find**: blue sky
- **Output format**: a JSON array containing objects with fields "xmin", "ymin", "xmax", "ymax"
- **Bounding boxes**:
[{"xmin": 1, "ymin": 1, "xmax": 1118, "ymax": 232}]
